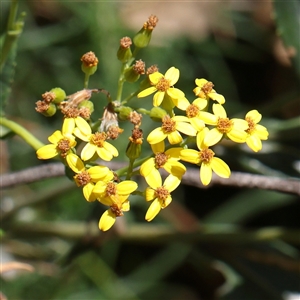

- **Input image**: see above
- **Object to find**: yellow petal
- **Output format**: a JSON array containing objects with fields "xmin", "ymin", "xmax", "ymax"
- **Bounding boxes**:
[
  {"xmin": 75, "ymin": 117, "xmax": 92, "ymax": 136},
  {"xmin": 96, "ymin": 147, "xmax": 113, "ymax": 161},
  {"xmin": 172, "ymin": 96, "xmax": 190, "ymax": 111},
  {"xmin": 246, "ymin": 110, "xmax": 262, "ymax": 123},
  {"xmin": 138, "ymin": 86, "xmax": 157, "ymax": 98},
  {"xmin": 165, "ymin": 147, "xmax": 182, "ymax": 159},
  {"xmin": 176, "ymin": 121, "xmax": 197, "ymax": 137},
  {"xmin": 140, "ymin": 158, "xmax": 156, "ymax": 177},
  {"xmin": 93, "ymin": 181, "xmax": 107, "ymax": 195},
  {"xmin": 212, "ymin": 104, "xmax": 227, "ymax": 118},
  {"xmin": 164, "ymin": 174, "xmax": 181, "ymax": 192},
  {"xmin": 99, "ymin": 209, "xmax": 116, "ymax": 231},
  {"xmin": 246, "ymin": 135, "xmax": 262, "ymax": 152},
  {"xmin": 232, "ymin": 118, "xmax": 249, "ymax": 131},
  {"xmin": 83, "ymin": 183, "xmax": 97, "ymax": 202},
  {"xmin": 144, "ymin": 169, "xmax": 162, "ymax": 189},
  {"xmin": 147, "ymin": 127, "xmax": 167, "ymax": 144},
  {"xmin": 200, "ymin": 163, "xmax": 212, "ymax": 186},
  {"xmin": 195, "ymin": 78, "xmax": 207, "ymax": 87},
  {"xmin": 73, "ymin": 128, "xmax": 90, "ymax": 142},
  {"xmin": 88, "ymin": 165, "xmax": 112, "ymax": 181},
  {"xmin": 81, "ymin": 143, "xmax": 97, "ymax": 161},
  {"xmin": 145, "ymin": 198, "xmax": 161, "ymax": 222},
  {"xmin": 210, "ymin": 157, "xmax": 231, "ymax": 178},
  {"xmin": 204, "ymin": 128, "xmax": 223, "ymax": 147},
  {"xmin": 145, "ymin": 187, "xmax": 156, "ymax": 201},
  {"xmin": 208, "ymin": 92, "xmax": 225, "ymax": 104},
  {"xmin": 167, "ymin": 131, "xmax": 182, "ymax": 145},
  {"xmin": 151, "ymin": 141, "xmax": 165, "ymax": 153},
  {"xmin": 198, "ymin": 111, "xmax": 217, "ymax": 125},
  {"xmin": 153, "ymin": 91, "xmax": 165, "ymax": 107},
  {"xmin": 48, "ymin": 130, "xmax": 63, "ymax": 144},
  {"xmin": 36, "ymin": 144, "xmax": 58, "ymax": 159},
  {"xmin": 62, "ymin": 118, "xmax": 75, "ymax": 135},
  {"xmin": 193, "ymin": 98, "xmax": 208, "ymax": 110},
  {"xmin": 226, "ymin": 129, "xmax": 247, "ymax": 143},
  {"xmin": 149, "ymin": 72, "xmax": 164, "ymax": 85},
  {"xmin": 196, "ymin": 127, "xmax": 209, "ymax": 150},
  {"xmin": 164, "ymin": 160, "xmax": 186, "ymax": 177},
  {"xmin": 122, "ymin": 200, "xmax": 130, "ymax": 212},
  {"xmin": 165, "ymin": 67, "xmax": 179, "ymax": 85},
  {"xmin": 190, "ymin": 118, "xmax": 205, "ymax": 132},
  {"xmin": 66, "ymin": 153, "xmax": 85, "ymax": 173},
  {"xmin": 103, "ymin": 142, "xmax": 119, "ymax": 157},
  {"xmin": 180, "ymin": 149, "xmax": 200, "ymax": 164},
  {"xmin": 117, "ymin": 181, "xmax": 138, "ymax": 195}
]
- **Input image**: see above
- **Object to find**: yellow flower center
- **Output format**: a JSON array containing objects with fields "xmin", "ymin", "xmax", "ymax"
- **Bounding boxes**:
[
  {"xmin": 199, "ymin": 149, "xmax": 215, "ymax": 163},
  {"xmin": 155, "ymin": 186, "xmax": 170, "ymax": 207},
  {"xmin": 161, "ymin": 116, "xmax": 176, "ymax": 133},
  {"xmin": 186, "ymin": 104, "xmax": 199, "ymax": 118},
  {"xmin": 156, "ymin": 78, "xmax": 170, "ymax": 92},
  {"xmin": 110, "ymin": 204, "xmax": 123, "ymax": 217},
  {"xmin": 105, "ymin": 182, "xmax": 117, "ymax": 196},
  {"xmin": 201, "ymin": 81, "xmax": 214, "ymax": 94},
  {"xmin": 74, "ymin": 171, "xmax": 91, "ymax": 187},
  {"xmin": 154, "ymin": 152, "xmax": 169, "ymax": 168},
  {"xmin": 245, "ymin": 117, "xmax": 256, "ymax": 134},
  {"xmin": 57, "ymin": 139, "xmax": 71, "ymax": 158},
  {"xmin": 91, "ymin": 132, "xmax": 107, "ymax": 147},
  {"xmin": 217, "ymin": 117, "xmax": 233, "ymax": 133}
]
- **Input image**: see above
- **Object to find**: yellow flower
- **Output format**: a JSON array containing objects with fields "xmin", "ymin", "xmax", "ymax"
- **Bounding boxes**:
[
  {"xmin": 140, "ymin": 141, "xmax": 186, "ymax": 182},
  {"xmin": 93, "ymin": 180, "xmax": 138, "ymax": 231},
  {"xmin": 184, "ymin": 98, "xmax": 207, "ymax": 132},
  {"xmin": 36, "ymin": 121, "xmax": 76, "ymax": 160},
  {"xmin": 245, "ymin": 110, "xmax": 269, "ymax": 152},
  {"xmin": 147, "ymin": 115, "xmax": 197, "ymax": 145},
  {"xmin": 66, "ymin": 153, "xmax": 114, "ymax": 202},
  {"xmin": 180, "ymin": 127, "xmax": 231, "ymax": 186},
  {"xmin": 199, "ymin": 104, "xmax": 248, "ymax": 146},
  {"xmin": 73, "ymin": 117, "xmax": 118, "ymax": 161},
  {"xmin": 144, "ymin": 173, "xmax": 181, "ymax": 221},
  {"xmin": 193, "ymin": 78, "xmax": 225, "ymax": 105},
  {"xmin": 137, "ymin": 67, "xmax": 190, "ymax": 110}
]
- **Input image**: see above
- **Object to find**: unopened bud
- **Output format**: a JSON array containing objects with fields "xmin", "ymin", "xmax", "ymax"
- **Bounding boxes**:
[
  {"xmin": 117, "ymin": 37, "xmax": 133, "ymax": 63},
  {"xmin": 81, "ymin": 51, "xmax": 98, "ymax": 76},
  {"xmin": 50, "ymin": 87, "xmax": 67, "ymax": 104},
  {"xmin": 149, "ymin": 107, "xmax": 167, "ymax": 122}
]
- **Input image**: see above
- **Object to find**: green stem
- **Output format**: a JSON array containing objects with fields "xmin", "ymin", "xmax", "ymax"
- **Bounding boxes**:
[
  {"xmin": 0, "ymin": 117, "xmax": 44, "ymax": 150},
  {"xmin": 83, "ymin": 73, "xmax": 90, "ymax": 89},
  {"xmin": 125, "ymin": 158, "xmax": 135, "ymax": 180},
  {"xmin": 0, "ymin": 0, "xmax": 24, "ymax": 72}
]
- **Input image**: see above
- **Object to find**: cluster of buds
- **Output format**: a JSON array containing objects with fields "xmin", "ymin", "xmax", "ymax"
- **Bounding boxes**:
[{"xmin": 35, "ymin": 15, "xmax": 269, "ymax": 231}]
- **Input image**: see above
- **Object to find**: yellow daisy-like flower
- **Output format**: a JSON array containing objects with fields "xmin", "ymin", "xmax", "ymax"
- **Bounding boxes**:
[
  {"xmin": 93, "ymin": 180, "xmax": 138, "ymax": 231},
  {"xmin": 137, "ymin": 66, "xmax": 190, "ymax": 110},
  {"xmin": 184, "ymin": 98, "xmax": 207, "ymax": 132},
  {"xmin": 199, "ymin": 104, "xmax": 248, "ymax": 147},
  {"xmin": 73, "ymin": 118, "xmax": 118, "ymax": 161},
  {"xmin": 144, "ymin": 173, "xmax": 181, "ymax": 221},
  {"xmin": 66, "ymin": 153, "xmax": 114, "ymax": 202},
  {"xmin": 180, "ymin": 127, "xmax": 231, "ymax": 186},
  {"xmin": 36, "ymin": 121, "xmax": 76, "ymax": 160},
  {"xmin": 193, "ymin": 78, "xmax": 225, "ymax": 105},
  {"xmin": 140, "ymin": 140, "xmax": 186, "ymax": 182},
  {"xmin": 245, "ymin": 110, "xmax": 269, "ymax": 152},
  {"xmin": 147, "ymin": 115, "xmax": 197, "ymax": 145}
]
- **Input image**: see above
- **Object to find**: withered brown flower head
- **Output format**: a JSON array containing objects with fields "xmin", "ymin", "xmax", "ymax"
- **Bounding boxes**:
[
  {"xmin": 146, "ymin": 65, "xmax": 159, "ymax": 75},
  {"xmin": 129, "ymin": 111, "xmax": 143, "ymax": 127},
  {"xmin": 143, "ymin": 15, "xmax": 159, "ymax": 31},
  {"xmin": 120, "ymin": 37, "xmax": 132, "ymax": 49},
  {"xmin": 133, "ymin": 60, "xmax": 145, "ymax": 75},
  {"xmin": 81, "ymin": 51, "xmax": 98, "ymax": 67},
  {"xmin": 35, "ymin": 100, "xmax": 49, "ymax": 113},
  {"xmin": 42, "ymin": 91, "xmax": 56, "ymax": 103}
]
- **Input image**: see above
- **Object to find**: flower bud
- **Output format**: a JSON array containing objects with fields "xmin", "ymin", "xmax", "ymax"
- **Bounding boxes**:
[
  {"xmin": 117, "ymin": 106, "xmax": 133, "ymax": 121},
  {"xmin": 126, "ymin": 142, "xmax": 141, "ymax": 160},
  {"xmin": 117, "ymin": 37, "xmax": 132, "ymax": 63},
  {"xmin": 149, "ymin": 107, "xmax": 167, "ymax": 122},
  {"xmin": 133, "ymin": 15, "xmax": 158, "ymax": 49},
  {"xmin": 35, "ymin": 101, "xmax": 57, "ymax": 117},
  {"xmin": 124, "ymin": 66, "xmax": 140, "ymax": 83},
  {"xmin": 78, "ymin": 100, "xmax": 94, "ymax": 115},
  {"xmin": 50, "ymin": 87, "xmax": 66, "ymax": 104},
  {"xmin": 81, "ymin": 51, "xmax": 98, "ymax": 76}
]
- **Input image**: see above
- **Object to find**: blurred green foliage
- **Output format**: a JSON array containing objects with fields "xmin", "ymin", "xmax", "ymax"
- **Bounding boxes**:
[{"xmin": 1, "ymin": 1, "xmax": 299, "ymax": 300}]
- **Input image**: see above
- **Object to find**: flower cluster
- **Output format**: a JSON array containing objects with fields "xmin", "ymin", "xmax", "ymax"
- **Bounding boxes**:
[{"xmin": 36, "ymin": 15, "xmax": 269, "ymax": 231}]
